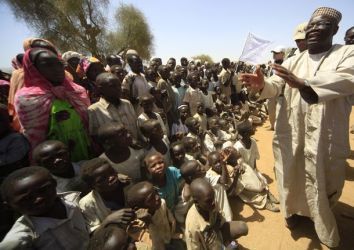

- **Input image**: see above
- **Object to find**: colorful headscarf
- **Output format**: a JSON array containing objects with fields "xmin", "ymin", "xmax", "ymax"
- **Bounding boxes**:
[
  {"xmin": 22, "ymin": 37, "xmax": 58, "ymax": 54},
  {"xmin": 76, "ymin": 56, "xmax": 100, "ymax": 78},
  {"xmin": 14, "ymin": 48, "xmax": 90, "ymax": 149}
]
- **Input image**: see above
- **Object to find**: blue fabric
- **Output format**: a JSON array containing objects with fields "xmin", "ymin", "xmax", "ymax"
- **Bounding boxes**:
[{"xmin": 157, "ymin": 166, "xmax": 181, "ymax": 210}]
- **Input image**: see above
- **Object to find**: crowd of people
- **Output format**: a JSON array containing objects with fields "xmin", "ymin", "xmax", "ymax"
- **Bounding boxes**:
[{"xmin": 0, "ymin": 6, "xmax": 353, "ymax": 250}]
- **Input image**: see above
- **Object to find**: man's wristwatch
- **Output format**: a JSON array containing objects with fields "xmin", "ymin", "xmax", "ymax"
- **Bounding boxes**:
[{"xmin": 303, "ymin": 79, "xmax": 310, "ymax": 87}]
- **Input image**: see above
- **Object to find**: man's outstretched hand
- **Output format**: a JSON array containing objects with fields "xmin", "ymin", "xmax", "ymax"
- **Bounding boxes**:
[
  {"xmin": 239, "ymin": 66, "xmax": 265, "ymax": 91},
  {"xmin": 271, "ymin": 64, "xmax": 306, "ymax": 89}
]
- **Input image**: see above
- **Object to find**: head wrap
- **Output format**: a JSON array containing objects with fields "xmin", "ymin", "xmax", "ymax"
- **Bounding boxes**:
[
  {"xmin": 62, "ymin": 51, "xmax": 82, "ymax": 62},
  {"xmin": 22, "ymin": 37, "xmax": 58, "ymax": 55},
  {"xmin": 311, "ymin": 7, "xmax": 342, "ymax": 24},
  {"xmin": 76, "ymin": 57, "xmax": 100, "ymax": 78},
  {"xmin": 15, "ymin": 48, "xmax": 90, "ymax": 150}
]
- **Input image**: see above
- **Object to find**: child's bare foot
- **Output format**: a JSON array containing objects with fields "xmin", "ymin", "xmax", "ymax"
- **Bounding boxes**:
[
  {"xmin": 265, "ymin": 199, "xmax": 280, "ymax": 212},
  {"xmin": 267, "ymin": 191, "xmax": 280, "ymax": 204}
]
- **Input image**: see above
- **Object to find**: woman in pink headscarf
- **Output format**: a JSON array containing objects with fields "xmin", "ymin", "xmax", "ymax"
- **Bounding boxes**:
[{"xmin": 15, "ymin": 48, "xmax": 91, "ymax": 161}]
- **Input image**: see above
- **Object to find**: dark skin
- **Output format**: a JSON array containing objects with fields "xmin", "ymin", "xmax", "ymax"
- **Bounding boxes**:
[
  {"xmin": 147, "ymin": 123, "xmax": 168, "ymax": 155},
  {"xmin": 102, "ymin": 126, "xmax": 133, "ymax": 164},
  {"xmin": 146, "ymin": 154, "xmax": 167, "ymax": 187},
  {"xmin": 91, "ymin": 164, "xmax": 135, "ymax": 228},
  {"xmin": 96, "ymin": 75, "xmax": 122, "ymax": 106},
  {"xmin": 128, "ymin": 55, "xmax": 143, "ymax": 75},
  {"xmin": 344, "ymin": 27, "xmax": 354, "ymax": 45},
  {"xmin": 236, "ymin": 16, "xmax": 338, "ymax": 101},
  {"xmin": 6, "ymin": 171, "xmax": 67, "ymax": 219},
  {"xmin": 179, "ymin": 106, "xmax": 191, "ymax": 123},
  {"xmin": 208, "ymin": 152, "xmax": 228, "ymax": 185},
  {"xmin": 170, "ymin": 144, "xmax": 186, "ymax": 168},
  {"xmin": 158, "ymin": 65, "xmax": 170, "ymax": 81},
  {"xmin": 140, "ymin": 99, "xmax": 158, "ymax": 120},
  {"xmin": 166, "ymin": 59, "xmax": 176, "ymax": 72},
  {"xmin": 34, "ymin": 51, "xmax": 65, "ymax": 86},
  {"xmin": 86, "ymin": 62, "xmax": 105, "ymax": 82},
  {"xmin": 191, "ymin": 180, "xmax": 216, "ymax": 221},
  {"xmin": 33, "ymin": 141, "xmax": 74, "ymax": 178}
]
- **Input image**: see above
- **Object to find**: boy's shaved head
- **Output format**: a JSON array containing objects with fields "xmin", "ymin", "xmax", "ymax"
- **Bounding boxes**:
[
  {"xmin": 1, "ymin": 167, "xmax": 52, "ymax": 202},
  {"xmin": 126, "ymin": 181, "xmax": 153, "ymax": 208},
  {"xmin": 190, "ymin": 178, "xmax": 213, "ymax": 200},
  {"xmin": 97, "ymin": 122, "xmax": 124, "ymax": 143},
  {"xmin": 180, "ymin": 160, "xmax": 199, "ymax": 178},
  {"xmin": 96, "ymin": 72, "xmax": 119, "ymax": 87}
]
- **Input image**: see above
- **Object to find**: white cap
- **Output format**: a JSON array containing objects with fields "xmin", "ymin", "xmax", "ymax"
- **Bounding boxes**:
[{"xmin": 271, "ymin": 45, "xmax": 286, "ymax": 54}]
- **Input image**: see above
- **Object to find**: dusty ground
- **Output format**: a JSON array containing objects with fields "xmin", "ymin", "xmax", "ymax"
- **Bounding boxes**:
[{"xmin": 232, "ymin": 113, "xmax": 354, "ymax": 250}]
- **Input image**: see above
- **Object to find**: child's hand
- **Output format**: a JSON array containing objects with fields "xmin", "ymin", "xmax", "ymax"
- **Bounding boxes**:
[
  {"xmin": 106, "ymin": 208, "xmax": 135, "ymax": 227},
  {"xmin": 117, "ymin": 173, "xmax": 132, "ymax": 184},
  {"xmin": 234, "ymin": 164, "xmax": 245, "ymax": 175},
  {"xmin": 135, "ymin": 208, "xmax": 152, "ymax": 225}
]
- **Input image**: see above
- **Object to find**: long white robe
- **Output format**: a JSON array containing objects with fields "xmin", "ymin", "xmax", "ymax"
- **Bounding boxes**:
[{"xmin": 259, "ymin": 44, "xmax": 354, "ymax": 248}]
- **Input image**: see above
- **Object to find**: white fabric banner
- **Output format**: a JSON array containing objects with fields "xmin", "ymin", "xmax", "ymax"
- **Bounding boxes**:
[{"xmin": 239, "ymin": 33, "xmax": 272, "ymax": 65}]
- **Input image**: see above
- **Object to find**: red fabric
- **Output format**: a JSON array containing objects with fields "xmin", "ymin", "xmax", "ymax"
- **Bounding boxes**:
[{"xmin": 14, "ymin": 48, "xmax": 90, "ymax": 149}]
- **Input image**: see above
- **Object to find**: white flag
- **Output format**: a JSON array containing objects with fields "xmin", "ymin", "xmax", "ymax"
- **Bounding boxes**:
[{"xmin": 239, "ymin": 33, "xmax": 272, "ymax": 65}]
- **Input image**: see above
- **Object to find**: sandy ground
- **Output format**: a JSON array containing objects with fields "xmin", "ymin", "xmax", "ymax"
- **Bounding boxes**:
[{"xmin": 232, "ymin": 113, "xmax": 354, "ymax": 250}]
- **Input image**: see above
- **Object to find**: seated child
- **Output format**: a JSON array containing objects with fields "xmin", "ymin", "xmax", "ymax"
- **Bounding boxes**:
[
  {"xmin": 32, "ymin": 140, "xmax": 88, "ymax": 195},
  {"xmin": 0, "ymin": 104, "xmax": 29, "ymax": 178},
  {"xmin": 126, "ymin": 181, "xmax": 180, "ymax": 249},
  {"xmin": 204, "ymin": 117, "xmax": 225, "ymax": 153},
  {"xmin": 0, "ymin": 167, "xmax": 90, "ymax": 249},
  {"xmin": 88, "ymin": 224, "xmax": 136, "ymax": 250},
  {"xmin": 181, "ymin": 159, "xmax": 233, "ymax": 222},
  {"xmin": 140, "ymin": 119, "xmax": 171, "ymax": 166},
  {"xmin": 144, "ymin": 153, "xmax": 181, "ymax": 212},
  {"xmin": 193, "ymin": 101, "xmax": 207, "ymax": 133},
  {"xmin": 185, "ymin": 178, "xmax": 248, "ymax": 249},
  {"xmin": 171, "ymin": 105, "xmax": 190, "ymax": 141},
  {"xmin": 183, "ymin": 136, "xmax": 207, "ymax": 166},
  {"xmin": 97, "ymin": 122, "xmax": 145, "ymax": 183},
  {"xmin": 138, "ymin": 93, "xmax": 169, "ymax": 137},
  {"xmin": 79, "ymin": 158, "xmax": 136, "ymax": 233},
  {"xmin": 206, "ymin": 151, "xmax": 243, "ymax": 196},
  {"xmin": 234, "ymin": 120, "xmax": 279, "ymax": 212}
]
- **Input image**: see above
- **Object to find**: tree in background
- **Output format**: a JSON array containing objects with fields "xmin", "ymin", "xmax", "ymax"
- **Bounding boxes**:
[
  {"xmin": 3, "ymin": 0, "xmax": 154, "ymax": 61},
  {"xmin": 107, "ymin": 3, "xmax": 154, "ymax": 60},
  {"xmin": 192, "ymin": 54, "xmax": 214, "ymax": 65}
]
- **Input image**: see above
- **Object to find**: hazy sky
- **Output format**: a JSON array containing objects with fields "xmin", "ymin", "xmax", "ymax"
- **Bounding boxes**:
[{"xmin": 1, "ymin": 0, "xmax": 354, "ymax": 70}]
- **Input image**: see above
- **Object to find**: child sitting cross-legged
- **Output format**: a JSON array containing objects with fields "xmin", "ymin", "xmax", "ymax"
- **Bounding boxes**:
[
  {"xmin": 185, "ymin": 178, "xmax": 248, "ymax": 249},
  {"xmin": 206, "ymin": 150, "xmax": 244, "ymax": 197},
  {"xmin": 32, "ymin": 140, "xmax": 89, "ymax": 195},
  {"xmin": 97, "ymin": 122, "xmax": 146, "ymax": 183},
  {"xmin": 180, "ymin": 159, "xmax": 233, "ymax": 223},
  {"xmin": 79, "ymin": 158, "xmax": 136, "ymax": 233},
  {"xmin": 234, "ymin": 120, "xmax": 280, "ymax": 212},
  {"xmin": 126, "ymin": 181, "xmax": 184, "ymax": 249},
  {"xmin": 0, "ymin": 167, "xmax": 90, "ymax": 249}
]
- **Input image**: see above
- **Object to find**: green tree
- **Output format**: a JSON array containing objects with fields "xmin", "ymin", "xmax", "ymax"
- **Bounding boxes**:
[
  {"xmin": 107, "ymin": 3, "xmax": 154, "ymax": 60},
  {"xmin": 192, "ymin": 54, "xmax": 214, "ymax": 65},
  {"xmin": 3, "ymin": 0, "xmax": 109, "ymax": 61}
]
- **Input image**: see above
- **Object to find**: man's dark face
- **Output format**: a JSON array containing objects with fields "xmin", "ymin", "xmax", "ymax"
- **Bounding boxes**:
[
  {"xmin": 129, "ymin": 56, "xmax": 143, "ymax": 74},
  {"xmin": 167, "ymin": 59, "xmax": 176, "ymax": 71},
  {"xmin": 306, "ymin": 16, "xmax": 338, "ymax": 53},
  {"xmin": 345, "ymin": 28, "xmax": 354, "ymax": 45}
]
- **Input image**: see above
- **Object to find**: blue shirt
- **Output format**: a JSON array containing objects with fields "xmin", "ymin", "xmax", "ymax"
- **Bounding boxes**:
[{"xmin": 157, "ymin": 166, "xmax": 181, "ymax": 210}]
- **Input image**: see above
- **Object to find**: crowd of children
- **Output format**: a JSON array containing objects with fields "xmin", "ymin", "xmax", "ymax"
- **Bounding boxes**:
[{"xmin": 0, "ymin": 39, "xmax": 278, "ymax": 249}]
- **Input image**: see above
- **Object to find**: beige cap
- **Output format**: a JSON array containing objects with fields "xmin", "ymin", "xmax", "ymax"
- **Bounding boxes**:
[
  {"xmin": 311, "ymin": 7, "xmax": 342, "ymax": 24},
  {"xmin": 293, "ymin": 22, "xmax": 308, "ymax": 41}
]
